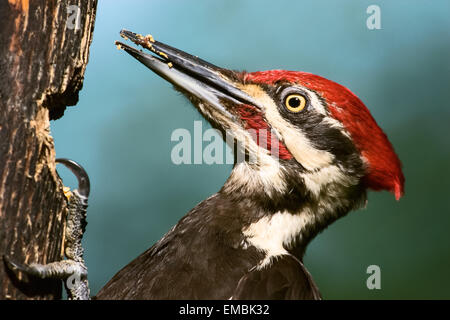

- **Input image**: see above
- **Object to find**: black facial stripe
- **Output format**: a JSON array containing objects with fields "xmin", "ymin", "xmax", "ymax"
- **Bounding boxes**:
[{"xmin": 265, "ymin": 84, "xmax": 365, "ymax": 173}]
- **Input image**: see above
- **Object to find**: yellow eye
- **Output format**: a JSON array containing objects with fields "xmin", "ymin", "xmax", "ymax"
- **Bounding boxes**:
[{"xmin": 284, "ymin": 94, "xmax": 307, "ymax": 112}]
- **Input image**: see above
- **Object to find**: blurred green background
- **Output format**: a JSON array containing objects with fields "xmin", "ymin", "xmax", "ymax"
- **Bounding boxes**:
[{"xmin": 52, "ymin": 0, "xmax": 450, "ymax": 299}]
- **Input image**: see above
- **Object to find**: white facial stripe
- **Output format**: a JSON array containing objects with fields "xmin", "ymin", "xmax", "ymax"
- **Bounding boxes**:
[
  {"xmin": 300, "ymin": 164, "xmax": 356, "ymax": 197},
  {"xmin": 239, "ymin": 84, "xmax": 334, "ymax": 171},
  {"xmin": 243, "ymin": 211, "xmax": 317, "ymax": 268}
]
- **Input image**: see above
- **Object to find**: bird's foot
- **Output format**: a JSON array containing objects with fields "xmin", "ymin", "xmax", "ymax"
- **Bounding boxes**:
[
  {"xmin": 3, "ymin": 256, "xmax": 89, "ymax": 299},
  {"xmin": 3, "ymin": 158, "xmax": 91, "ymax": 300}
]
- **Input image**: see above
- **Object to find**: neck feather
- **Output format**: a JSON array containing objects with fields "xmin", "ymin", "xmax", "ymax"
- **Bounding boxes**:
[{"xmin": 220, "ymin": 161, "xmax": 367, "ymax": 261}]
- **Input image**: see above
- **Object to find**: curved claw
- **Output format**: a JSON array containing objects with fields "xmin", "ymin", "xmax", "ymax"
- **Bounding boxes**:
[
  {"xmin": 3, "ymin": 255, "xmax": 33, "ymax": 275},
  {"xmin": 56, "ymin": 158, "xmax": 90, "ymax": 198}
]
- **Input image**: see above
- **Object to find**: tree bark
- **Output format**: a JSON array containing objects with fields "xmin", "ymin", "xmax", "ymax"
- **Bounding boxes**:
[{"xmin": 0, "ymin": 0, "xmax": 97, "ymax": 299}]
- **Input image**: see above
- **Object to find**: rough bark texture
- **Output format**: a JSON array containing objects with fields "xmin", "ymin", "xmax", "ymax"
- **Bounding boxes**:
[{"xmin": 0, "ymin": 0, "xmax": 97, "ymax": 299}]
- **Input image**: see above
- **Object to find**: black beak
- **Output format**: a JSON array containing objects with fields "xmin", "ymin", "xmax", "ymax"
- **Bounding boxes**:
[{"xmin": 115, "ymin": 30, "xmax": 260, "ymax": 119}]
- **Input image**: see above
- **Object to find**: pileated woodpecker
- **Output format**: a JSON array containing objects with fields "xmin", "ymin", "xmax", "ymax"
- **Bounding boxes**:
[{"xmin": 96, "ymin": 30, "xmax": 404, "ymax": 299}]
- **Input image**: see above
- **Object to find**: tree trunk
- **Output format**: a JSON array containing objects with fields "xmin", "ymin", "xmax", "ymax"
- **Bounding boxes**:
[{"xmin": 0, "ymin": 0, "xmax": 97, "ymax": 299}]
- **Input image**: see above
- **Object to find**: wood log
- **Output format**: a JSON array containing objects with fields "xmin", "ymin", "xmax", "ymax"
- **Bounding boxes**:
[{"xmin": 0, "ymin": 0, "xmax": 97, "ymax": 299}]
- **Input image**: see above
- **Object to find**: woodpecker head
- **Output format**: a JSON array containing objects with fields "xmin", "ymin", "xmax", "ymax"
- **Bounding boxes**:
[{"xmin": 116, "ymin": 30, "xmax": 404, "ymax": 217}]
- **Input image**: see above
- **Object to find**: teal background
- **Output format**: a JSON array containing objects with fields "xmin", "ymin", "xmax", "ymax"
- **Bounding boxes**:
[{"xmin": 52, "ymin": 0, "xmax": 450, "ymax": 299}]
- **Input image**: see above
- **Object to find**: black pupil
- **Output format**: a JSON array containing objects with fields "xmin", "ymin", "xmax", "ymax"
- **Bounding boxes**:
[{"xmin": 289, "ymin": 96, "xmax": 301, "ymax": 108}]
